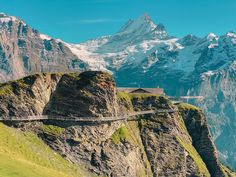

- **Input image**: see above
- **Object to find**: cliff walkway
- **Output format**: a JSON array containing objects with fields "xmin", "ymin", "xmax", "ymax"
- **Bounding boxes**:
[{"xmin": 0, "ymin": 109, "xmax": 176, "ymax": 122}]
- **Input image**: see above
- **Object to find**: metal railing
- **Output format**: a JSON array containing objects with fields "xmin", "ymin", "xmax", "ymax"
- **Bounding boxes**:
[{"xmin": 0, "ymin": 109, "xmax": 176, "ymax": 122}]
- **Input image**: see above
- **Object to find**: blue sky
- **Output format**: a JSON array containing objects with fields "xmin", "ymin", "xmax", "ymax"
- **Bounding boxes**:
[{"xmin": 1, "ymin": 0, "xmax": 236, "ymax": 43}]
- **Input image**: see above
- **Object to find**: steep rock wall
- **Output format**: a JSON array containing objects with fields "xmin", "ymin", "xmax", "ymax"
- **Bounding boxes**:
[{"xmin": 0, "ymin": 73, "xmax": 62, "ymax": 117}]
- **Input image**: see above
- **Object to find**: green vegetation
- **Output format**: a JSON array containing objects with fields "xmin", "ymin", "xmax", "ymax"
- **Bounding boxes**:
[
  {"xmin": 221, "ymin": 164, "xmax": 236, "ymax": 177},
  {"xmin": 41, "ymin": 124, "xmax": 65, "ymax": 136},
  {"xmin": 95, "ymin": 72, "xmax": 112, "ymax": 80},
  {"xmin": 111, "ymin": 125, "xmax": 134, "ymax": 144},
  {"xmin": 0, "ymin": 123, "xmax": 88, "ymax": 177},
  {"xmin": 125, "ymin": 121, "xmax": 153, "ymax": 177},
  {"xmin": 117, "ymin": 91, "xmax": 131, "ymax": 101},
  {"xmin": 178, "ymin": 103, "xmax": 200, "ymax": 111},
  {"xmin": 116, "ymin": 92, "xmax": 133, "ymax": 111},
  {"xmin": 66, "ymin": 73, "xmax": 80, "ymax": 80},
  {"xmin": 0, "ymin": 72, "xmax": 64, "ymax": 96},
  {"xmin": 176, "ymin": 136, "xmax": 210, "ymax": 177},
  {"xmin": 0, "ymin": 154, "xmax": 72, "ymax": 177},
  {"xmin": 117, "ymin": 91, "xmax": 167, "ymax": 108},
  {"xmin": 129, "ymin": 93, "xmax": 161, "ymax": 99},
  {"xmin": 125, "ymin": 121, "xmax": 142, "ymax": 146},
  {"xmin": 0, "ymin": 84, "xmax": 13, "ymax": 96},
  {"xmin": 175, "ymin": 114, "xmax": 191, "ymax": 139},
  {"xmin": 139, "ymin": 119, "xmax": 147, "ymax": 127},
  {"xmin": 0, "ymin": 77, "xmax": 31, "ymax": 96},
  {"xmin": 176, "ymin": 115, "xmax": 187, "ymax": 132},
  {"xmin": 15, "ymin": 78, "xmax": 29, "ymax": 89}
]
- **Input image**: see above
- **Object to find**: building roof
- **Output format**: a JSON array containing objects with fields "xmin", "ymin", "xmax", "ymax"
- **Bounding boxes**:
[{"xmin": 117, "ymin": 87, "xmax": 164, "ymax": 94}]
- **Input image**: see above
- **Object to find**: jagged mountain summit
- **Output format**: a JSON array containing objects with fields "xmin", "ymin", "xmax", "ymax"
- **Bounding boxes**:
[
  {"xmin": 2, "ymin": 12, "xmax": 235, "ymax": 83},
  {"xmin": 1, "ymin": 12, "xmax": 236, "ymax": 82},
  {"xmin": 72, "ymin": 15, "xmax": 236, "ymax": 170},
  {"xmin": 71, "ymin": 15, "xmax": 236, "ymax": 93},
  {"xmin": 70, "ymin": 14, "xmax": 175, "ymax": 71},
  {"xmin": 1, "ymin": 13, "xmax": 236, "ymax": 170}
]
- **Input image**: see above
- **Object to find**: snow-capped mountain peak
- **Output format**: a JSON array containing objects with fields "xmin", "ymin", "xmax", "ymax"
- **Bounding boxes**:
[{"xmin": 117, "ymin": 14, "xmax": 157, "ymax": 36}]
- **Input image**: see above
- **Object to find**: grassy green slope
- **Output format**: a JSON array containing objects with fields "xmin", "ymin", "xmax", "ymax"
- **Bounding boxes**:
[{"xmin": 0, "ymin": 123, "xmax": 89, "ymax": 177}]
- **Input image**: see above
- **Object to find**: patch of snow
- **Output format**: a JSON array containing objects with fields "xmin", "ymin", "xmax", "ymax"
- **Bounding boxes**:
[
  {"xmin": 226, "ymin": 32, "xmax": 236, "ymax": 44},
  {"xmin": 204, "ymin": 70, "xmax": 215, "ymax": 76},
  {"xmin": 40, "ymin": 34, "xmax": 52, "ymax": 40},
  {"xmin": 142, "ymin": 56, "xmax": 159, "ymax": 70},
  {"xmin": 201, "ymin": 71, "xmax": 216, "ymax": 80},
  {"xmin": 65, "ymin": 42, "xmax": 108, "ymax": 71},
  {"xmin": 0, "ymin": 13, "xmax": 18, "ymax": 23},
  {"xmin": 232, "ymin": 38, "xmax": 236, "ymax": 44},
  {"xmin": 0, "ymin": 17, "xmax": 12, "ymax": 23},
  {"xmin": 227, "ymin": 32, "xmax": 236, "ymax": 38},
  {"xmin": 175, "ymin": 43, "xmax": 184, "ymax": 50},
  {"xmin": 0, "ymin": 14, "xmax": 26, "ymax": 26},
  {"xmin": 153, "ymin": 30, "xmax": 167, "ymax": 37},
  {"xmin": 55, "ymin": 38, "xmax": 64, "ymax": 43},
  {"xmin": 207, "ymin": 33, "xmax": 217, "ymax": 41},
  {"xmin": 208, "ymin": 43, "xmax": 219, "ymax": 49}
]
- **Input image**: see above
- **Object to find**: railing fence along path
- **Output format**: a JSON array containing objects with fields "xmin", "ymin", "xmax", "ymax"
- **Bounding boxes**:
[{"xmin": 0, "ymin": 109, "xmax": 176, "ymax": 122}]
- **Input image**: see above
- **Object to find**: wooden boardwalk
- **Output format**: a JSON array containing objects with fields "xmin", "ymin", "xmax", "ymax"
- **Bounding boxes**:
[{"xmin": 0, "ymin": 109, "xmax": 176, "ymax": 122}]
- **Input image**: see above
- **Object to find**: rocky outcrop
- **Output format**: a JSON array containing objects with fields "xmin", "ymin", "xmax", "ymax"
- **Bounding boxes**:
[
  {"xmin": 0, "ymin": 71, "xmax": 235, "ymax": 177},
  {"xmin": 129, "ymin": 96, "xmax": 209, "ymax": 176},
  {"xmin": 41, "ymin": 72, "xmax": 151, "ymax": 177},
  {"xmin": 178, "ymin": 104, "xmax": 225, "ymax": 177},
  {"xmin": 0, "ymin": 73, "xmax": 62, "ymax": 117},
  {"xmin": 44, "ymin": 71, "xmax": 118, "ymax": 117}
]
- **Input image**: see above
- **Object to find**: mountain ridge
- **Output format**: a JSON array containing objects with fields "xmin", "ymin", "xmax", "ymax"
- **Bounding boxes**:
[{"xmin": 1, "ymin": 12, "xmax": 236, "ymax": 171}]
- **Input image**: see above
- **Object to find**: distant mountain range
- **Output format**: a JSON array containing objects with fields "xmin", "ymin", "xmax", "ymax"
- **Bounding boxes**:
[{"xmin": 0, "ymin": 13, "xmax": 236, "ymax": 170}]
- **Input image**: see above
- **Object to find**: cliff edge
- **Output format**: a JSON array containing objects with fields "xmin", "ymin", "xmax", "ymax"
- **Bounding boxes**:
[{"xmin": 0, "ymin": 71, "xmax": 235, "ymax": 177}]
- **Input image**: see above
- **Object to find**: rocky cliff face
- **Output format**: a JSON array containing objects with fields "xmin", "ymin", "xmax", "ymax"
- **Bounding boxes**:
[
  {"xmin": 0, "ymin": 13, "xmax": 85, "ymax": 82},
  {"xmin": 178, "ymin": 104, "xmax": 225, "ymax": 177},
  {"xmin": 0, "ymin": 71, "xmax": 234, "ymax": 177},
  {"xmin": 0, "ymin": 73, "xmax": 62, "ymax": 117},
  {"xmin": 44, "ymin": 71, "xmax": 118, "ymax": 117},
  {"xmin": 191, "ymin": 62, "xmax": 236, "ymax": 169}
]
